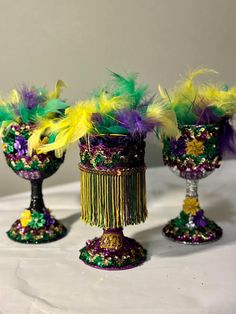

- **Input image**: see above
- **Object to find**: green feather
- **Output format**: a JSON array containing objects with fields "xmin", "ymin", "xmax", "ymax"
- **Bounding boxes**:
[
  {"xmin": 93, "ymin": 113, "xmax": 128, "ymax": 135},
  {"xmin": 0, "ymin": 105, "xmax": 16, "ymax": 125},
  {"xmin": 18, "ymin": 102, "xmax": 30, "ymax": 123},
  {"xmin": 37, "ymin": 99, "xmax": 68, "ymax": 117},
  {"xmin": 48, "ymin": 133, "xmax": 57, "ymax": 144},
  {"xmin": 110, "ymin": 71, "xmax": 147, "ymax": 108},
  {"xmin": 174, "ymin": 104, "xmax": 197, "ymax": 125},
  {"xmin": 105, "ymin": 125, "xmax": 128, "ymax": 134},
  {"xmin": 211, "ymin": 106, "xmax": 225, "ymax": 117}
]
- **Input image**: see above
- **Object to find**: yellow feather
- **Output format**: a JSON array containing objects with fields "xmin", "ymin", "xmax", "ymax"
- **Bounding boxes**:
[
  {"xmin": 159, "ymin": 68, "xmax": 218, "ymax": 110},
  {"xmin": 187, "ymin": 68, "xmax": 217, "ymax": 82},
  {"xmin": 9, "ymin": 89, "xmax": 20, "ymax": 104},
  {"xmin": 31, "ymin": 94, "xmax": 133, "ymax": 157},
  {"xmin": 0, "ymin": 121, "xmax": 14, "ymax": 136},
  {"xmin": 158, "ymin": 85, "xmax": 169, "ymax": 101},
  {"xmin": 37, "ymin": 100, "xmax": 95, "ymax": 156},
  {"xmin": 0, "ymin": 89, "xmax": 20, "ymax": 106},
  {"xmin": 147, "ymin": 102, "xmax": 180, "ymax": 139},
  {"xmin": 48, "ymin": 80, "xmax": 67, "ymax": 99},
  {"xmin": 196, "ymin": 83, "xmax": 236, "ymax": 114},
  {"xmin": 28, "ymin": 119, "xmax": 54, "ymax": 155},
  {"xmin": 99, "ymin": 93, "xmax": 128, "ymax": 113}
]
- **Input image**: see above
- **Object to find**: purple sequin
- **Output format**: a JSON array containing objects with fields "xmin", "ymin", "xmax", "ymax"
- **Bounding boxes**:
[
  {"xmin": 193, "ymin": 210, "xmax": 207, "ymax": 228},
  {"xmin": 44, "ymin": 212, "xmax": 56, "ymax": 228},
  {"xmin": 170, "ymin": 137, "xmax": 186, "ymax": 156},
  {"xmin": 14, "ymin": 136, "xmax": 28, "ymax": 157}
]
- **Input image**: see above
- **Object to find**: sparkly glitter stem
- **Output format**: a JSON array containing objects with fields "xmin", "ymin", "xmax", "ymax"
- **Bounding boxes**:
[
  {"xmin": 185, "ymin": 179, "xmax": 201, "ymax": 216},
  {"xmin": 29, "ymin": 179, "xmax": 45, "ymax": 213},
  {"xmin": 186, "ymin": 179, "xmax": 198, "ymax": 198}
]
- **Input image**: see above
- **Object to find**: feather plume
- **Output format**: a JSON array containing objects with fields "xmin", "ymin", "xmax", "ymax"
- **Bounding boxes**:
[
  {"xmin": 147, "ymin": 100, "xmax": 179, "ymax": 138},
  {"xmin": 219, "ymin": 118, "xmax": 236, "ymax": 155},
  {"xmin": 48, "ymin": 80, "xmax": 67, "ymax": 99},
  {"xmin": 36, "ymin": 99, "xmax": 68, "ymax": 117},
  {"xmin": 28, "ymin": 119, "xmax": 54, "ymax": 155},
  {"xmin": 34, "ymin": 100, "xmax": 95, "ymax": 156},
  {"xmin": 158, "ymin": 68, "xmax": 236, "ymax": 125},
  {"xmin": 0, "ymin": 81, "xmax": 68, "ymax": 126},
  {"xmin": 115, "ymin": 109, "xmax": 155, "ymax": 138},
  {"xmin": 97, "ymin": 92, "xmax": 128, "ymax": 113},
  {"xmin": 0, "ymin": 104, "xmax": 16, "ymax": 125},
  {"xmin": 110, "ymin": 71, "xmax": 147, "ymax": 108},
  {"xmin": 30, "ymin": 71, "xmax": 179, "ymax": 154},
  {"xmin": 8, "ymin": 89, "xmax": 20, "ymax": 104}
]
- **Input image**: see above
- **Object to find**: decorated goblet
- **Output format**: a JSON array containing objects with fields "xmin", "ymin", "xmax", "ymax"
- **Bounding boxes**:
[
  {"xmin": 162, "ymin": 123, "xmax": 223, "ymax": 244},
  {"xmin": 2, "ymin": 123, "xmax": 67, "ymax": 243},
  {"xmin": 79, "ymin": 135, "xmax": 147, "ymax": 270}
]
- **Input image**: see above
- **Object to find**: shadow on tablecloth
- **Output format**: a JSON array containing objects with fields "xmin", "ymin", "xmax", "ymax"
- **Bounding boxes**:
[
  {"xmin": 61, "ymin": 212, "xmax": 80, "ymax": 232},
  {"xmin": 133, "ymin": 196, "xmax": 236, "ymax": 258}
]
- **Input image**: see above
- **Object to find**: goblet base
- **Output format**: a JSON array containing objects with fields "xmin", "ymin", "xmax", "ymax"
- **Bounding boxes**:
[
  {"xmin": 79, "ymin": 228, "xmax": 147, "ymax": 270},
  {"xmin": 163, "ymin": 217, "xmax": 223, "ymax": 245},
  {"xmin": 7, "ymin": 210, "xmax": 67, "ymax": 244}
]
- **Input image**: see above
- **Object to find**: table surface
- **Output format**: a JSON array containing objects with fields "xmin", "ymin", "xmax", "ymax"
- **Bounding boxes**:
[{"xmin": 0, "ymin": 160, "xmax": 235, "ymax": 314}]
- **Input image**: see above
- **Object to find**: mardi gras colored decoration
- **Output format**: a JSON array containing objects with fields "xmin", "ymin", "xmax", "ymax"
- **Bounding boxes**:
[
  {"xmin": 30, "ymin": 71, "xmax": 178, "ymax": 269},
  {"xmin": 0, "ymin": 81, "xmax": 68, "ymax": 243},
  {"xmin": 158, "ymin": 68, "xmax": 236, "ymax": 244}
]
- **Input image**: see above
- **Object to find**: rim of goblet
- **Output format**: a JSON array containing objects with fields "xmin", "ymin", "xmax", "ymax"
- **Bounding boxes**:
[{"xmin": 178, "ymin": 122, "xmax": 221, "ymax": 128}]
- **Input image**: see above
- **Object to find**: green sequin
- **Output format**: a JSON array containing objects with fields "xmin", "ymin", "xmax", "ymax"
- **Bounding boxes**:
[{"xmin": 28, "ymin": 212, "xmax": 45, "ymax": 229}]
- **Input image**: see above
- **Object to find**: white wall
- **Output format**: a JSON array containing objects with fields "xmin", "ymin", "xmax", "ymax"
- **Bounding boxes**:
[{"xmin": 0, "ymin": 0, "xmax": 235, "ymax": 195}]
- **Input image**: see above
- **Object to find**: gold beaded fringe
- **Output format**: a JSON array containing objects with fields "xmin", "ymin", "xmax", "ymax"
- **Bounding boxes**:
[{"xmin": 79, "ymin": 165, "xmax": 147, "ymax": 228}]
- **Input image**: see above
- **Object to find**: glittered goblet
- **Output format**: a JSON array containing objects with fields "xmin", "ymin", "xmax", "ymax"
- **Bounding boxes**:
[
  {"xmin": 2, "ymin": 123, "xmax": 67, "ymax": 243},
  {"xmin": 162, "ymin": 124, "xmax": 223, "ymax": 244},
  {"xmin": 79, "ymin": 135, "xmax": 147, "ymax": 270}
]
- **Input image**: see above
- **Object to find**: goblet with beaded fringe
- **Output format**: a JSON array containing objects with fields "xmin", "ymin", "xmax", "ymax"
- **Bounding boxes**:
[{"xmin": 79, "ymin": 135, "xmax": 147, "ymax": 270}]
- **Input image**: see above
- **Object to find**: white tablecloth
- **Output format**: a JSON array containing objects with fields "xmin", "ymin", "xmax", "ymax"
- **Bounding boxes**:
[{"xmin": 0, "ymin": 160, "xmax": 235, "ymax": 314}]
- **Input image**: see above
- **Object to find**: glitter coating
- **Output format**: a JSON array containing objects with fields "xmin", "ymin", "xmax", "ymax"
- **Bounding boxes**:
[
  {"xmin": 2, "ymin": 123, "xmax": 66, "ymax": 244},
  {"xmin": 79, "ymin": 135, "xmax": 145, "ymax": 170},
  {"xmin": 162, "ymin": 123, "xmax": 223, "ymax": 244},
  {"xmin": 79, "ymin": 135, "xmax": 148, "ymax": 269},
  {"xmin": 7, "ymin": 209, "xmax": 67, "ymax": 244},
  {"xmin": 162, "ymin": 124, "xmax": 222, "ymax": 180},
  {"xmin": 79, "ymin": 135, "xmax": 147, "ymax": 228},
  {"xmin": 79, "ymin": 229, "xmax": 147, "ymax": 270},
  {"xmin": 163, "ymin": 211, "xmax": 223, "ymax": 244},
  {"xmin": 2, "ymin": 124, "xmax": 63, "ymax": 180}
]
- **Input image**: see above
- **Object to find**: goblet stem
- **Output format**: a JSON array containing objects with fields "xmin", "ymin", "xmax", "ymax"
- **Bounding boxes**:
[
  {"xmin": 186, "ymin": 179, "xmax": 198, "ymax": 198},
  {"xmin": 7, "ymin": 178, "xmax": 67, "ymax": 243},
  {"xmin": 29, "ymin": 179, "xmax": 45, "ymax": 213},
  {"xmin": 185, "ymin": 179, "xmax": 201, "ymax": 214},
  {"xmin": 79, "ymin": 227, "xmax": 147, "ymax": 270},
  {"xmin": 163, "ymin": 177, "xmax": 223, "ymax": 244}
]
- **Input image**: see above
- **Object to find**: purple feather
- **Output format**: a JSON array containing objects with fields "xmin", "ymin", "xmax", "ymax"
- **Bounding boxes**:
[
  {"xmin": 91, "ymin": 113, "xmax": 103, "ymax": 123},
  {"xmin": 20, "ymin": 86, "xmax": 43, "ymax": 109},
  {"xmin": 195, "ymin": 107, "xmax": 220, "ymax": 125},
  {"xmin": 219, "ymin": 118, "xmax": 236, "ymax": 156},
  {"xmin": 116, "ymin": 109, "xmax": 157, "ymax": 138}
]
